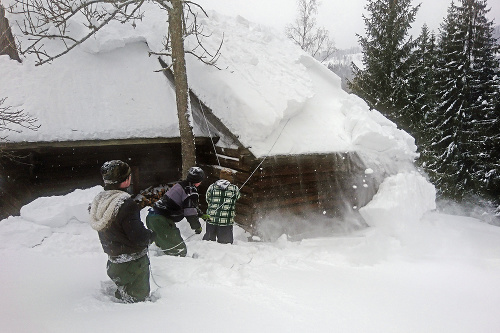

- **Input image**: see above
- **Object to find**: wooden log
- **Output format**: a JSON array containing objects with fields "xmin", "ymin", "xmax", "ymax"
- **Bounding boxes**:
[
  {"xmin": 214, "ymin": 146, "xmax": 241, "ymax": 158},
  {"xmin": 218, "ymin": 156, "xmax": 244, "ymax": 172},
  {"xmin": 239, "ymin": 185, "xmax": 253, "ymax": 196},
  {"xmin": 251, "ymin": 203, "xmax": 324, "ymax": 218},
  {"xmin": 252, "ymin": 194, "xmax": 321, "ymax": 209},
  {"xmin": 250, "ymin": 172, "xmax": 344, "ymax": 190},
  {"xmin": 262, "ymin": 153, "xmax": 344, "ymax": 166},
  {"xmin": 234, "ymin": 202, "xmax": 254, "ymax": 216},
  {"xmin": 253, "ymin": 180, "xmax": 342, "ymax": 197},
  {"xmin": 252, "ymin": 192, "xmax": 349, "ymax": 210},
  {"xmin": 234, "ymin": 170, "xmax": 254, "ymax": 185},
  {"xmin": 200, "ymin": 164, "xmax": 251, "ymax": 189},
  {"xmin": 260, "ymin": 152, "xmax": 366, "ymax": 173},
  {"xmin": 253, "ymin": 185, "xmax": 319, "ymax": 200},
  {"xmin": 207, "ymin": 147, "xmax": 257, "ymax": 173},
  {"xmin": 236, "ymin": 194, "xmax": 254, "ymax": 206},
  {"xmin": 255, "ymin": 162, "xmax": 347, "ymax": 178},
  {"xmin": 212, "ymin": 145, "xmax": 256, "ymax": 163}
]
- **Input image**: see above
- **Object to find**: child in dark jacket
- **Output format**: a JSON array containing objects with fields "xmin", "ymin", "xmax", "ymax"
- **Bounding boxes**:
[{"xmin": 89, "ymin": 160, "xmax": 155, "ymax": 303}]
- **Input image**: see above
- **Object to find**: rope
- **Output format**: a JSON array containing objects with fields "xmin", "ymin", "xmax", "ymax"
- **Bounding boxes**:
[
  {"xmin": 205, "ymin": 118, "xmax": 292, "ymax": 215},
  {"xmin": 198, "ymin": 98, "xmax": 221, "ymax": 166},
  {"xmin": 149, "ymin": 256, "xmax": 162, "ymax": 289},
  {"xmin": 148, "ymin": 232, "xmax": 198, "ymax": 291},
  {"xmin": 240, "ymin": 117, "xmax": 291, "ymax": 190},
  {"xmin": 197, "ymin": 94, "xmax": 292, "ymax": 191},
  {"xmin": 160, "ymin": 232, "xmax": 198, "ymax": 252}
]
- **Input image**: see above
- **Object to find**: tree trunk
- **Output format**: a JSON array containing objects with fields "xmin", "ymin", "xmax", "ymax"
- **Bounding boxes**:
[
  {"xmin": 169, "ymin": 0, "xmax": 196, "ymax": 178},
  {"xmin": 0, "ymin": 4, "xmax": 21, "ymax": 62}
]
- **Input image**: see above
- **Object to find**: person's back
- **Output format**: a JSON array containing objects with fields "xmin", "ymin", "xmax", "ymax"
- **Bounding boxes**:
[
  {"xmin": 146, "ymin": 167, "xmax": 205, "ymax": 256},
  {"xmin": 91, "ymin": 189, "xmax": 150, "ymax": 258},
  {"xmin": 154, "ymin": 180, "xmax": 200, "ymax": 223},
  {"xmin": 89, "ymin": 160, "xmax": 154, "ymax": 302},
  {"xmin": 203, "ymin": 168, "xmax": 241, "ymax": 244},
  {"xmin": 206, "ymin": 179, "xmax": 240, "ymax": 224}
]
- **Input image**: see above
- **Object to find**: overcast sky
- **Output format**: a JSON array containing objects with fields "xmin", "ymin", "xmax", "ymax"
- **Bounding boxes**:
[{"xmin": 197, "ymin": 0, "xmax": 500, "ymax": 49}]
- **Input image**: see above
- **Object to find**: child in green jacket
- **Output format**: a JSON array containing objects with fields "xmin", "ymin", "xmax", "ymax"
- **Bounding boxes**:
[{"xmin": 203, "ymin": 168, "xmax": 241, "ymax": 244}]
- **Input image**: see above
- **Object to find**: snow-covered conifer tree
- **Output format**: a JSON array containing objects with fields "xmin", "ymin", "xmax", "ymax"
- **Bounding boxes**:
[
  {"xmin": 407, "ymin": 24, "xmax": 438, "ymax": 142},
  {"xmin": 348, "ymin": 0, "xmax": 420, "ymax": 132},
  {"xmin": 461, "ymin": 0, "xmax": 500, "ymax": 203},
  {"xmin": 423, "ymin": 0, "xmax": 500, "ymax": 202}
]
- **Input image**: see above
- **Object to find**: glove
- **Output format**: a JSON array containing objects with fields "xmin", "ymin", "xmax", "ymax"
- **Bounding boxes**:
[
  {"xmin": 195, "ymin": 227, "xmax": 202, "ymax": 234},
  {"xmin": 200, "ymin": 214, "xmax": 211, "ymax": 222}
]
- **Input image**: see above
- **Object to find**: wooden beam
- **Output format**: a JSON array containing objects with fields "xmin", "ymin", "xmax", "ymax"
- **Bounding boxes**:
[
  {"xmin": 2, "ymin": 137, "xmax": 214, "ymax": 151},
  {"xmin": 249, "ymin": 172, "xmax": 344, "ymax": 190}
]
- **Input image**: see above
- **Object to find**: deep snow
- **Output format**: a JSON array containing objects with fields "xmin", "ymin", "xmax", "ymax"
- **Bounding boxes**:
[{"xmin": 1, "ymin": 174, "xmax": 500, "ymax": 333}]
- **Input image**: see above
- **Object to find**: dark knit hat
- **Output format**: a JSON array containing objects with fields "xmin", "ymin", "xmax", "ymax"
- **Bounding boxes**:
[
  {"xmin": 186, "ymin": 166, "xmax": 205, "ymax": 183},
  {"xmin": 100, "ymin": 160, "xmax": 131, "ymax": 185}
]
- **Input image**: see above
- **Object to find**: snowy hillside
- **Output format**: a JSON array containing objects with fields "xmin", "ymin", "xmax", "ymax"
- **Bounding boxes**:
[
  {"xmin": 326, "ymin": 47, "xmax": 363, "ymax": 92},
  {"xmin": 328, "ymin": 47, "xmax": 363, "ymax": 69}
]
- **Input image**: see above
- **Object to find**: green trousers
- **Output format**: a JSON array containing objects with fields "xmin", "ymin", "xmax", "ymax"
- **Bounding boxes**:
[
  {"xmin": 146, "ymin": 212, "xmax": 187, "ymax": 257},
  {"xmin": 106, "ymin": 255, "xmax": 150, "ymax": 303}
]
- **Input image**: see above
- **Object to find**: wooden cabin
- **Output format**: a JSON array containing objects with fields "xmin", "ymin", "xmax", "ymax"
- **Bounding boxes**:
[
  {"xmin": 1, "ymin": 8, "xmax": 382, "ymax": 237},
  {"xmin": 0, "ymin": 75, "xmax": 377, "ymax": 235}
]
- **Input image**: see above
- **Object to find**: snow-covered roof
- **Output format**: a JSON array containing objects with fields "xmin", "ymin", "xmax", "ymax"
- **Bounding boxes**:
[
  {"xmin": 1, "ymin": 2, "xmax": 417, "ymax": 172},
  {"xmin": 0, "ymin": 41, "xmax": 184, "ymax": 143}
]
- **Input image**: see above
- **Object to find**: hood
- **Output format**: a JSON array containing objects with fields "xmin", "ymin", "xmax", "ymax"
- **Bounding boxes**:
[
  {"xmin": 89, "ymin": 190, "xmax": 131, "ymax": 231},
  {"xmin": 215, "ymin": 179, "xmax": 231, "ymax": 189}
]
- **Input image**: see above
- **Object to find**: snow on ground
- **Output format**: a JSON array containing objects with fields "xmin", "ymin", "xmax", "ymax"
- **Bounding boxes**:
[{"xmin": 1, "ymin": 173, "xmax": 500, "ymax": 333}]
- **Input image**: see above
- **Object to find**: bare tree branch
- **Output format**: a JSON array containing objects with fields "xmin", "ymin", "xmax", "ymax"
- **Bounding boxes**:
[
  {"xmin": 7, "ymin": 0, "xmax": 224, "ymax": 69},
  {"xmin": 285, "ymin": 0, "xmax": 336, "ymax": 63},
  {"xmin": 8, "ymin": 0, "xmax": 146, "ymax": 65},
  {"xmin": 0, "ymin": 97, "xmax": 39, "ymax": 141},
  {"xmin": 161, "ymin": 1, "xmax": 223, "ymax": 69}
]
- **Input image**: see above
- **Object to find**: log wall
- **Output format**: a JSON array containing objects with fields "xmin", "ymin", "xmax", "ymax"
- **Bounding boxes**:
[
  {"xmin": 0, "ymin": 141, "xmax": 213, "ymax": 219},
  {"xmin": 199, "ymin": 146, "xmax": 378, "ymax": 236},
  {"xmin": 1, "ymin": 138, "xmax": 379, "ymax": 238}
]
